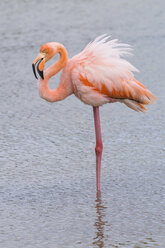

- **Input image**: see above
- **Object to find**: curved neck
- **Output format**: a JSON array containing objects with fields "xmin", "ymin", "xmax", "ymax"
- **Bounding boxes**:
[
  {"xmin": 45, "ymin": 44, "xmax": 68, "ymax": 79},
  {"xmin": 38, "ymin": 78, "xmax": 69, "ymax": 102},
  {"xmin": 38, "ymin": 43, "xmax": 72, "ymax": 103}
]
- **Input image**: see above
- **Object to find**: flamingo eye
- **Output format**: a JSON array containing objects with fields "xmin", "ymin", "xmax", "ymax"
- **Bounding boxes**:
[{"xmin": 40, "ymin": 49, "xmax": 48, "ymax": 55}]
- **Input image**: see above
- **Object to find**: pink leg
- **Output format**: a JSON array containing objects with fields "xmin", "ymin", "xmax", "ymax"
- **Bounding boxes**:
[{"xmin": 93, "ymin": 106, "xmax": 103, "ymax": 191}]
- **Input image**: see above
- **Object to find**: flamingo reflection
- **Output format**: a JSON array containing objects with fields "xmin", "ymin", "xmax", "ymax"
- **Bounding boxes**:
[{"xmin": 93, "ymin": 191, "xmax": 108, "ymax": 248}]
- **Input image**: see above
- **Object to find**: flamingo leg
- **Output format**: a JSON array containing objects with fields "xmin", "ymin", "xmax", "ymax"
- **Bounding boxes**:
[{"xmin": 93, "ymin": 106, "xmax": 103, "ymax": 191}]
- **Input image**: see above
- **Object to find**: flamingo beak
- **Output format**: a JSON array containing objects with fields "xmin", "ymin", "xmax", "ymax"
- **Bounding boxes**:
[{"xmin": 32, "ymin": 53, "xmax": 45, "ymax": 80}]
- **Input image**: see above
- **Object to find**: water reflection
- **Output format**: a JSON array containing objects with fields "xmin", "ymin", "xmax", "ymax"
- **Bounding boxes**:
[
  {"xmin": 93, "ymin": 191, "xmax": 107, "ymax": 248},
  {"xmin": 92, "ymin": 193, "xmax": 159, "ymax": 248}
]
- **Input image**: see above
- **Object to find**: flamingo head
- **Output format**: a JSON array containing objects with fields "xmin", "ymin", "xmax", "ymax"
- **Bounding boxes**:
[{"xmin": 32, "ymin": 43, "xmax": 56, "ymax": 80}]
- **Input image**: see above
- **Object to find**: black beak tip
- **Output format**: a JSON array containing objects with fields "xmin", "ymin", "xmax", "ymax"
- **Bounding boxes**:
[
  {"xmin": 32, "ymin": 63, "xmax": 38, "ymax": 79},
  {"xmin": 39, "ymin": 70, "xmax": 44, "ymax": 80},
  {"xmin": 32, "ymin": 58, "xmax": 44, "ymax": 80}
]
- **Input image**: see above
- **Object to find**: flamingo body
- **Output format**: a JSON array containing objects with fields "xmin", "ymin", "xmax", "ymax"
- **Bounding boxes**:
[{"xmin": 32, "ymin": 35, "xmax": 156, "ymax": 191}]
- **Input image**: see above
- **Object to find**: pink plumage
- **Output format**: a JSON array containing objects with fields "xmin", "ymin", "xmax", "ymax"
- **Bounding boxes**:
[{"xmin": 70, "ymin": 35, "xmax": 155, "ymax": 111}]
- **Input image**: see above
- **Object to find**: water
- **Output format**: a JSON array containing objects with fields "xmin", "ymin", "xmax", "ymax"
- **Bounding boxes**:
[{"xmin": 0, "ymin": 0, "xmax": 165, "ymax": 247}]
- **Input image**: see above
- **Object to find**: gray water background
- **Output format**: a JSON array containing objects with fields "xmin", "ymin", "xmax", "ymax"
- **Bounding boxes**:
[{"xmin": 0, "ymin": 0, "xmax": 165, "ymax": 247}]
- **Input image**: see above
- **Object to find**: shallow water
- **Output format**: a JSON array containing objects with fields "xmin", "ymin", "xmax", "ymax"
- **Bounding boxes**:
[{"xmin": 0, "ymin": 0, "xmax": 165, "ymax": 247}]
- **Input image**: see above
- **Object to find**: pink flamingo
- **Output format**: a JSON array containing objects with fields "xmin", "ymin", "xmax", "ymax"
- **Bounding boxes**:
[{"xmin": 32, "ymin": 35, "xmax": 156, "ymax": 191}]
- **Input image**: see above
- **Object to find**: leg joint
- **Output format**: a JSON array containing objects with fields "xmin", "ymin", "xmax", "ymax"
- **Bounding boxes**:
[{"xmin": 95, "ymin": 143, "xmax": 103, "ymax": 154}]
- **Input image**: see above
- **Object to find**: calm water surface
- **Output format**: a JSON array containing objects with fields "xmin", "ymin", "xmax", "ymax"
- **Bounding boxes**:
[{"xmin": 0, "ymin": 0, "xmax": 165, "ymax": 247}]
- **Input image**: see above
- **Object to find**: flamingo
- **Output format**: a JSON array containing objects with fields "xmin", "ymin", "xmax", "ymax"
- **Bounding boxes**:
[{"xmin": 32, "ymin": 35, "xmax": 156, "ymax": 191}]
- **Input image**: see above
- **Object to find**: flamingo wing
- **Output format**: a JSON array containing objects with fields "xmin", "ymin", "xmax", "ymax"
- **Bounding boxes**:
[{"xmin": 71, "ymin": 35, "xmax": 156, "ymax": 111}]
